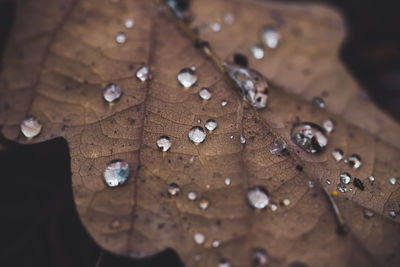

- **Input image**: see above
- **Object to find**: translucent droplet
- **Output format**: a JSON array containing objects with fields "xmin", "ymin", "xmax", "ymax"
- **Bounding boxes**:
[
  {"xmin": 389, "ymin": 177, "xmax": 397, "ymax": 185},
  {"xmin": 368, "ymin": 175, "xmax": 375, "ymax": 183},
  {"xmin": 290, "ymin": 122, "xmax": 327, "ymax": 154},
  {"xmin": 270, "ymin": 138, "xmax": 287, "ymax": 155},
  {"xmin": 212, "ymin": 240, "xmax": 220, "ymax": 248},
  {"xmin": 225, "ymin": 177, "xmax": 231, "ymax": 185},
  {"xmin": 103, "ymin": 83, "xmax": 122, "ymax": 103},
  {"xmin": 199, "ymin": 199, "xmax": 209, "ymax": 210},
  {"xmin": 168, "ymin": 183, "xmax": 180, "ymax": 196},
  {"xmin": 389, "ymin": 211, "xmax": 397, "ymax": 218},
  {"xmin": 20, "ymin": 117, "xmax": 42, "ymax": 138},
  {"xmin": 340, "ymin": 173, "xmax": 351, "ymax": 185},
  {"xmin": 260, "ymin": 27, "xmax": 280, "ymax": 48},
  {"xmin": 225, "ymin": 62, "xmax": 268, "ymax": 109},
  {"xmin": 221, "ymin": 100, "xmax": 228, "ymax": 107},
  {"xmin": 124, "ymin": 18, "xmax": 135, "ymax": 29},
  {"xmin": 193, "ymin": 232, "xmax": 205, "ymax": 245},
  {"xmin": 240, "ymin": 135, "xmax": 246, "ymax": 144},
  {"xmin": 211, "ymin": 22, "xmax": 221, "ymax": 32},
  {"xmin": 188, "ymin": 191, "xmax": 197, "ymax": 200},
  {"xmin": 223, "ymin": 13, "xmax": 234, "ymax": 24},
  {"xmin": 136, "ymin": 66, "xmax": 150, "ymax": 82},
  {"xmin": 323, "ymin": 119, "xmax": 335, "ymax": 133},
  {"xmin": 205, "ymin": 119, "xmax": 217, "ymax": 132},
  {"xmin": 337, "ymin": 183, "xmax": 347, "ymax": 193},
  {"xmin": 197, "ymin": 119, "xmax": 201, "ymax": 123},
  {"xmin": 230, "ymin": 135, "xmax": 234, "ymax": 140},
  {"xmin": 308, "ymin": 180, "xmax": 314, "ymax": 188},
  {"xmin": 115, "ymin": 32, "xmax": 127, "ymax": 44},
  {"xmin": 110, "ymin": 219, "xmax": 121, "ymax": 229},
  {"xmin": 199, "ymin": 88, "xmax": 212, "ymax": 100},
  {"xmin": 177, "ymin": 68, "xmax": 197, "ymax": 88},
  {"xmin": 363, "ymin": 209, "xmax": 374, "ymax": 218},
  {"xmin": 188, "ymin": 126, "xmax": 206, "ymax": 144},
  {"xmin": 282, "ymin": 198, "xmax": 290, "ymax": 206},
  {"xmin": 326, "ymin": 179, "xmax": 331, "ymax": 185},
  {"xmin": 103, "ymin": 160, "xmax": 130, "ymax": 187},
  {"xmin": 270, "ymin": 203, "xmax": 278, "ymax": 211},
  {"xmin": 253, "ymin": 249, "xmax": 268, "ymax": 266},
  {"xmin": 312, "ymin": 97, "xmax": 326, "ymax": 109},
  {"xmin": 345, "ymin": 154, "xmax": 362, "ymax": 169},
  {"xmin": 218, "ymin": 259, "xmax": 231, "ymax": 267},
  {"xmin": 247, "ymin": 187, "xmax": 269, "ymax": 209},
  {"xmin": 157, "ymin": 136, "xmax": 171, "ymax": 152},
  {"xmin": 189, "ymin": 156, "xmax": 195, "ymax": 163},
  {"xmin": 250, "ymin": 45, "xmax": 264, "ymax": 60},
  {"xmin": 331, "ymin": 149, "xmax": 343, "ymax": 162}
]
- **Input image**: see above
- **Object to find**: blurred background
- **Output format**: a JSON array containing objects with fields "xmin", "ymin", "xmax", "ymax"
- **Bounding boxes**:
[{"xmin": 0, "ymin": 0, "xmax": 399, "ymax": 266}]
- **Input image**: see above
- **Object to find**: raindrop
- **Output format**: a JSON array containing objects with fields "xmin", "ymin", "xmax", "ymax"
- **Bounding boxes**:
[
  {"xmin": 260, "ymin": 27, "xmax": 280, "ymax": 48},
  {"xmin": 211, "ymin": 22, "xmax": 221, "ymax": 32},
  {"xmin": 230, "ymin": 135, "xmax": 234, "ymax": 140},
  {"xmin": 389, "ymin": 211, "xmax": 397, "ymax": 218},
  {"xmin": 240, "ymin": 135, "xmax": 246, "ymax": 144},
  {"xmin": 253, "ymin": 249, "xmax": 268, "ymax": 266},
  {"xmin": 188, "ymin": 191, "xmax": 197, "ymax": 201},
  {"xmin": 340, "ymin": 173, "xmax": 351, "ymax": 185},
  {"xmin": 312, "ymin": 97, "xmax": 326, "ymax": 109},
  {"xmin": 212, "ymin": 240, "xmax": 221, "ymax": 248},
  {"xmin": 193, "ymin": 232, "xmax": 205, "ymax": 245},
  {"xmin": 326, "ymin": 179, "xmax": 331, "ymax": 185},
  {"xmin": 219, "ymin": 259, "xmax": 231, "ymax": 267},
  {"xmin": 282, "ymin": 198, "xmax": 290, "ymax": 206},
  {"xmin": 115, "ymin": 32, "xmax": 127, "ymax": 44},
  {"xmin": 177, "ymin": 68, "xmax": 198, "ymax": 88},
  {"xmin": 221, "ymin": 100, "xmax": 228, "ymax": 107},
  {"xmin": 368, "ymin": 176, "xmax": 375, "ymax": 183},
  {"xmin": 136, "ymin": 66, "xmax": 150, "ymax": 82},
  {"xmin": 323, "ymin": 119, "xmax": 335, "ymax": 133},
  {"xmin": 247, "ymin": 187, "xmax": 269, "ymax": 209},
  {"xmin": 199, "ymin": 88, "xmax": 212, "ymax": 100},
  {"xmin": 308, "ymin": 180, "xmax": 314, "ymax": 188},
  {"xmin": 189, "ymin": 156, "xmax": 195, "ymax": 163},
  {"xmin": 290, "ymin": 122, "xmax": 328, "ymax": 154},
  {"xmin": 337, "ymin": 183, "xmax": 346, "ymax": 193},
  {"xmin": 364, "ymin": 209, "xmax": 374, "ymax": 218},
  {"xmin": 270, "ymin": 203, "xmax": 278, "ymax": 211},
  {"xmin": 188, "ymin": 126, "xmax": 206, "ymax": 144},
  {"xmin": 103, "ymin": 160, "xmax": 130, "ymax": 187},
  {"xmin": 124, "ymin": 18, "xmax": 135, "ymax": 29},
  {"xmin": 331, "ymin": 149, "xmax": 343, "ymax": 162},
  {"xmin": 270, "ymin": 138, "xmax": 287, "ymax": 156},
  {"xmin": 199, "ymin": 199, "xmax": 209, "ymax": 210},
  {"xmin": 225, "ymin": 62, "xmax": 268, "ymax": 109},
  {"xmin": 389, "ymin": 177, "xmax": 397, "ymax": 185},
  {"xmin": 110, "ymin": 219, "xmax": 121, "ymax": 229},
  {"xmin": 103, "ymin": 83, "xmax": 122, "ymax": 103},
  {"xmin": 157, "ymin": 136, "xmax": 171, "ymax": 152},
  {"xmin": 20, "ymin": 117, "xmax": 42, "ymax": 138},
  {"xmin": 197, "ymin": 119, "xmax": 201, "ymax": 123},
  {"xmin": 345, "ymin": 154, "xmax": 362, "ymax": 169},
  {"xmin": 205, "ymin": 119, "xmax": 217, "ymax": 132},
  {"xmin": 225, "ymin": 177, "xmax": 231, "ymax": 185},
  {"xmin": 250, "ymin": 45, "xmax": 264, "ymax": 60},
  {"xmin": 223, "ymin": 13, "xmax": 234, "ymax": 24},
  {"xmin": 168, "ymin": 183, "xmax": 180, "ymax": 196}
]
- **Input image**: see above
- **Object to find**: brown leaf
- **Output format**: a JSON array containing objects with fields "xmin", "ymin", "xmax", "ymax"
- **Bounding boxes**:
[{"xmin": 0, "ymin": 0, "xmax": 399, "ymax": 266}]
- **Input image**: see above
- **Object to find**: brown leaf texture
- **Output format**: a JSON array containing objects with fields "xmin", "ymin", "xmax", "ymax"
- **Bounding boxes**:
[{"xmin": 0, "ymin": 0, "xmax": 399, "ymax": 266}]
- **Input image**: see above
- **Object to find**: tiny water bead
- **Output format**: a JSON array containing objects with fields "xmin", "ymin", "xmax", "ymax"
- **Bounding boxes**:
[
  {"xmin": 218, "ymin": 259, "xmax": 231, "ymax": 267},
  {"xmin": 136, "ymin": 66, "xmax": 150, "ymax": 82},
  {"xmin": 225, "ymin": 62, "xmax": 268, "ymax": 109},
  {"xmin": 290, "ymin": 122, "xmax": 327, "ymax": 154},
  {"xmin": 389, "ymin": 177, "xmax": 397, "ymax": 185},
  {"xmin": 331, "ymin": 149, "xmax": 343, "ymax": 161},
  {"xmin": 115, "ymin": 32, "xmax": 127, "ymax": 44},
  {"xmin": 20, "ymin": 117, "xmax": 42, "ymax": 138},
  {"xmin": 312, "ymin": 97, "xmax": 326, "ymax": 109},
  {"xmin": 270, "ymin": 203, "xmax": 278, "ymax": 211},
  {"xmin": 157, "ymin": 136, "xmax": 171, "ymax": 152},
  {"xmin": 212, "ymin": 240, "xmax": 221, "ymax": 248},
  {"xmin": 323, "ymin": 119, "xmax": 335, "ymax": 133},
  {"xmin": 240, "ymin": 135, "xmax": 246, "ymax": 144},
  {"xmin": 247, "ymin": 187, "xmax": 269, "ymax": 209},
  {"xmin": 188, "ymin": 126, "xmax": 206, "ymax": 144},
  {"xmin": 110, "ymin": 219, "xmax": 121, "ymax": 229},
  {"xmin": 368, "ymin": 175, "xmax": 375, "ymax": 183},
  {"xmin": 253, "ymin": 249, "xmax": 268, "ymax": 266},
  {"xmin": 188, "ymin": 191, "xmax": 197, "ymax": 200},
  {"xmin": 345, "ymin": 154, "xmax": 362, "ymax": 169},
  {"xmin": 308, "ymin": 180, "xmax": 314, "ymax": 188},
  {"xmin": 103, "ymin": 160, "xmax": 130, "ymax": 187},
  {"xmin": 250, "ymin": 45, "xmax": 264, "ymax": 60},
  {"xmin": 199, "ymin": 199, "xmax": 209, "ymax": 210},
  {"xmin": 260, "ymin": 27, "xmax": 280, "ymax": 48},
  {"xmin": 326, "ymin": 179, "xmax": 331, "ymax": 185},
  {"xmin": 199, "ymin": 88, "xmax": 212, "ymax": 100},
  {"xmin": 225, "ymin": 177, "xmax": 231, "ymax": 185},
  {"xmin": 193, "ymin": 232, "xmax": 205, "ymax": 245},
  {"xmin": 282, "ymin": 199, "xmax": 291, "ymax": 206},
  {"xmin": 124, "ymin": 18, "xmax": 135, "ymax": 29},
  {"xmin": 223, "ymin": 13, "xmax": 234, "ymax": 24},
  {"xmin": 205, "ymin": 119, "xmax": 217, "ymax": 132},
  {"xmin": 168, "ymin": 183, "xmax": 180, "ymax": 196},
  {"xmin": 389, "ymin": 211, "xmax": 397, "ymax": 218},
  {"xmin": 221, "ymin": 100, "xmax": 228, "ymax": 107},
  {"xmin": 177, "ymin": 68, "xmax": 197, "ymax": 88},
  {"xmin": 103, "ymin": 83, "xmax": 122, "ymax": 102},
  {"xmin": 363, "ymin": 209, "xmax": 374, "ymax": 218},
  {"xmin": 270, "ymin": 138, "xmax": 287, "ymax": 155},
  {"xmin": 340, "ymin": 173, "xmax": 351, "ymax": 185},
  {"xmin": 337, "ymin": 183, "xmax": 346, "ymax": 193},
  {"xmin": 211, "ymin": 22, "xmax": 221, "ymax": 32}
]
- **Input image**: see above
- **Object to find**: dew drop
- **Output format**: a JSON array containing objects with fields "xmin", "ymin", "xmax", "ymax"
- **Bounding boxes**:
[
  {"xmin": 250, "ymin": 45, "xmax": 264, "ymax": 60},
  {"xmin": 205, "ymin": 119, "xmax": 217, "ymax": 132},
  {"xmin": 103, "ymin": 83, "xmax": 122, "ymax": 102},
  {"xmin": 225, "ymin": 177, "xmax": 231, "ymax": 186},
  {"xmin": 168, "ymin": 183, "xmax": 180, "ymax": 196},
  {"xmin": 270, "ymin": 138, "xmax": 287, "ymax": 156},
  {"xmin": 218, "ymin": 259, "xmax": 231, "ymax": 267},
  {"xmin": 340, "ymin": 173, "xmax": 351, "ymax": 185},
  {"xmin": 199, "ymin": 199, "xmax": 209, "ymax": 210},
  {"xmin": 212, "ymin": 240, "xmax": 221, "ymax": 248},
  {"xmin": 189, "ymin": 156, "xmax": 195, "ymax": 163},
  {"xmin": 326, "ymin": 179, "xmax": 331, "ymax": 185},
  {"xmin": 103, "ymin": 160, "xmax": 130, "ymax": 187},
  {"xmin": 337, "ymin": 183, "xmax": 347, "ymax": 193},
  {"xmin": 389, "ymin": 211, "xmax": 397, "ymax": 218},
  {"xmin": 115, "ymin": 32, "xmax": 127, "ymax": 44},
  {"xmin": 282, "ymin": 198, "xmax": 291, "ymax": 206},
  {"xmin": 20, "ymin": 117, "xmax": 42, "ymax": 138},
  {"xmin": 136, "ymin": 66, "xmax": 150, "ymax": 82},
  {"xmin": 193, "ymin": 232, "xmax": 205, "ymax": 245},
  {"xmin": 323, "ymin": 119, "xmax": 335, "ymax": 133},
  {"xmin": 188, "ymin": 126, "xmax": 206, "ymax": 144},
  {"xmin": 157, "ymin": 136, "xmax": 171, "ymax": 152},
  {"xmin": 223, "ymin": 13, "xmax": 234, "ymax": 24},
  {"xmin": 290, "ymin": 122, "xmax": 327, "ymax": 154},
  {"xmin": 247, "ymin": 187, "xmax": 269, "ymax": 209},
  {"xmin": 389, "ymin": 177, "xmax": 397, "ymax": 185},
  {"xmin": 240, "ymin": 135, "xmax": 246, "ymax": 144},
  {"xmin": 345, "ymin": 154, "xmax": 362, "ymax": 169},
  {"xmin": 211, "ymin": 22, "xmax": 221, "ymax": 32},
  {"xmin": 110, "ymin": 219, "xmax": 121, "ymax": 229},
  {"xmin": 177, "ymin": 68, "xmax": 198, "ymax": 88},
  {"xmin": 124, "ymin": 18, "xmax": 135, "ymax": 29},
  {"xmin": 199, "ymin": 88, "xmax": 212, "ymax": 100},
  {"xmin": 221, "ymin": 100, "xmax": 228, "ymax": 107},
  {"xmin": 331, "ymin": 149, "xmax": 343, "ymax": 162},
  {"xmin": 260, "ymin": 27, "xmax": 280, "ymax": 48},
  {"xmin": 270, "ymin": 203, "xmax": 278, "ymax": 211},
  {"xmin": 312, "ymin": 97, "xmax": 326, "ymax": 109},
  {"xmin": 368, "ymin": 175, "xmax": 375, "ymax": 183},
  {"xmin": 253, "ymin": 249, "xmax": 268, "ymax": 266},
  {"xmin": 188, "ymin": 191, "xmax": 197, "ymax": 200},
  {"xmin": 363, "ymin": 209, "xmax": 374, "ymax": 218},
  {"xmin": 308, "ymin": 180, "xmax": 314, "ymax": 188}
]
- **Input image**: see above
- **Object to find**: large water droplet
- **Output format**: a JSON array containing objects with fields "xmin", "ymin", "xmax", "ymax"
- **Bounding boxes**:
[
  {"xmin": 20, "ymin": 117, "xmax": 42, "ymax": 138},
  {"xmin": 247, "ymin": 187, "xmax": 269, "ymax": 209},
  {"xmin": 177, "ymin": 68, "xmax": 197, "ymax": 88},
  {"xmin": 157, "ymin": 136, "xmax": 171, "ymax": 152},
  {"xmin": 124, "ymin": 18, "xmax": 135, "ymax": 29},
  {"xmin": 290, "ymin": 122, "xmax": 327, "ymax": 154},
  {"xmin": 260, "ymin": 27, "xmax": 280, "ymax": 48},
  {"xmin": 193, "ymin": 232, "xmax": 205, "ymax": 245},
  {"xmin": 104, "ymin": 160, "xmax": 130, "ymax": 187},
  {"xmin": 323, "ymin": 119, "xmax": 335, "ymax": 133},
  {"xmin": 331, "ymin": 149, "xmax": 343, "ymax": 161},
  {"xmin": 225, "ymin": 63, "xmax": 268, "ymax": 109},
  {"xmin": 312, "ymin": 97, "xmax": 326, "ymax": 109},
  {"xmin": 253, "ymin": 249, "xmax": 268, "ymax": 266},
  {"xmin": 103, "ymin": 83, "xmax": 122, "ymax": 102},
  {"xmin": 188, "ymin": 126, "xmax": 206, "ymax": 144},
  {"xmin": 345, "ymin": 154, "xmax": 362, "ymax": 169},
  {"xmin": 199, "ymin": 88, "xmax": 212, "ymax": 100},
  {"xmin": 136, "ymin": 66, "xmax": 150, "ymax": 82},
  {"xmin": 250, "ymin": 45, "xmax": 264, "ymax": 60},
  {"xmin": 340, "ymin": 173, "xmax": 351, "ymax": 185},
  {"xmin": 168, "ymin": 183, "xmax": 180, "ymax": 196},
  {"xmin": 115, "ymin": 32, "xmax": 127, "ymax": 44},
  {"xmin": 205, "ymin": 119, "xmax": 217, "ymax": 132}
]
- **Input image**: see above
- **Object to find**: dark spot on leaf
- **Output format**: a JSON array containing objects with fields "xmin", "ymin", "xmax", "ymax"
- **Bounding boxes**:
[
  {"xmin": 296, "ymin": 165, "xmax": 303, "ymax": 171},
  {"xmin": 353, "ymin": 178, "xmax": 365, "ymax": 191},
  {"xmin": 233, "ymin": 53, "xmax": 248, "ymax": 67}
]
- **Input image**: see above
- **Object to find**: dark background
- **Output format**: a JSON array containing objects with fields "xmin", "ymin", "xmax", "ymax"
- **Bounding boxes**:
[{"xmin": 0, "ymin": 0, "xmax": 399, "ymax": 266}]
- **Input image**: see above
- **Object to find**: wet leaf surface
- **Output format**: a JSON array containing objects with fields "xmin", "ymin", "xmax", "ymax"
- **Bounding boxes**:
[{"xmin": 0, "ymin": 0, "xmax": 399, "ymax": 266}]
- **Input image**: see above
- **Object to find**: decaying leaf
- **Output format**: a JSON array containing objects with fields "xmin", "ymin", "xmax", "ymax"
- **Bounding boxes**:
[{"xmin": 0, "ymin": 0, "xmax": 399, "ymax": 266}]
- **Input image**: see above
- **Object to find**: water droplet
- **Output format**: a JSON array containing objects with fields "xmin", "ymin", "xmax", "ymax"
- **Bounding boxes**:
[
  {"xmin": 103, "ymin": 160, "xmax": 130, "ymax": 187},
  {"xmin": 312, "ymin": 97, "xmax": 326, "ymax": 109},
  {"xmin": 223, "ymin": 13, "xmax": 234, "ymax": 24},
  {"xmin": 124, "ymin": 18, "xmax": 135, "ymax": 29},
  {"xmin": 340, "ymin": 173, "xmax": 351, "ymax": 185},
  {"xmin": 168, "ymin": 183, "xmax": 180, "ymax": 196},
  {"xmin": 331, "ymin": 149, "xmax": 343, "ymax": 161},
  {"xmin": 337, "ymin": 183, "xmax": 347, "ymax": 193},
  {"xmin": 225, "ymin": 63, "xmax": 268, "ymax": 109},
  {"xmin": 253, "ymin": 249, "xmax": 268, "ymax": 266},
  {"xmin": 225, "ymin": 177, "xmax": 231, "ymax": 185},
  {"xmin": 136, "ymin": 66, "xmax": 150, "ymax": 82},
  {"xmin": 212, "ymin": 240, "xmax": 220, "ymax": 248},
  {"xmin": 270, "ymin": 203, "xmax": 278, "ymax": 211},
  {"xmin": 199, "ymin": 199, "xmax": 209, "ymax": 210},
  {"xmin": 110, "ymin": 219, "xmax": 121, "ymax": 229},
  {"xmin": 177, "ymin": 68, "xmax": 197, "ymax": 88},
  {"xmin": 189, "ymin": 156, "xmax": 195, "ymax": 163},
  {"xmin": 193, "ymin": 232, "xmax": 205, "ymax": 245},
  {"xmin": 199, "ymin": 88, "xmax": 212, "ymax": 100},
  {"xmin": 188, "ymin": 126, "xmax": 206, "ymax": 144},
  {"xmin": 115, "ymin": 32, "xmax": 127, "ymax": 44},
  {"xmin": 368, "ymin": 175, "xmax": 375, "ymax": 183},
  {"xmin": 250, "ymin": 45, "xmax": 264, "ymax": 60},
  {"xmin": 240, "ymin": 135, "xmax": 246, "ymax": 144},
  {"xmin": 270, "ymin": 138, "xmax": 287, "ymax": 155},
  {"xmin": 218, "ymin": 259, "xmax": 231, "ymax": 267},
  {"xmin": 205, "ymin": 119, "xmax": 217, "ymax": 132},
  {"xmin": 345, "ymin": 154, "xmax": 362, "ymax": 169},
  {"xmin": 290, "ymin": 122, "xmax": 327, "ymax": 154},
  {"xmin": 230, "ymin": 135, "xmax": 234, "ymax": 140},
  {"xmin": 389, "ymin": 210, "xmax": 397, "ymax": 218},
  {"xmin": 260, "ymin": 27, "xmax": 280, "ymax": 48},
  {"xmin": 308, "ymin": 180, "xmax": 314, "ymax": 188},
  {"xmin": 282, "ymin": 198, "xmax": 291, "ymax": 206},
  {"xmin": 188, "ymin": 191, "xmax": 197, "ymax": 200},
  {"xmin": 103, "ymin": 83, "xmax": 122, "ymax": 103},
  {"xmin": 20, "ymin": 117, "xmax": 42, "ymax": 138},
  {"xmin": 326, "ymin": 179, "xmax": 331, "ymax": 185},
  {"xmin": 323, "ymin": 119, "xmax": 335, "ymax": 133},
  {"xmin": 211, "ymin": 22, "xmax": 221, "ymax": 32},
  {"xmin": 221, "ymin": 100, "xmax": 228, "ymax": 107},
  {"xmin": 247, "ymin": 187, "xmax": 269, "ymax": 209},
  {"xmin": 389, "ymin": 177, "xmax": 397, "ymax": 185},
  {"xmin": 157, "ymin": 136, "xmax": 171, "ymax": 152},
  {"xmin": 364, "ymin": 209, "xmax": 374, "ymax": 218}
]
